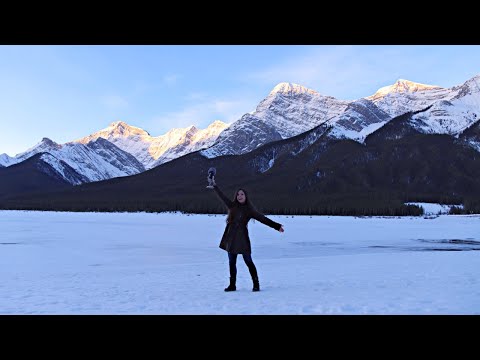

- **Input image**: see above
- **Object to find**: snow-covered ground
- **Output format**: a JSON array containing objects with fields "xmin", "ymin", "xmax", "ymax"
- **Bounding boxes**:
[{"xmin": 1, "ymin": 210, "xmax": 479, "ymax": 315}]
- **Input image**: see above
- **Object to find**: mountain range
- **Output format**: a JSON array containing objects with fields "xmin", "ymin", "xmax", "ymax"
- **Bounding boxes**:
[
  {"xmin": 0, "ymin": 120, "xmax": 228, "ymax": 182},
  {"xmin": 1, "ymin": 74, "xmax": 480, "ymax": 214}
]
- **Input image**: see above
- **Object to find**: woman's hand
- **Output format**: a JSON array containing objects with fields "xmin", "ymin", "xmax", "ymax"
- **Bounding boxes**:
[{"xmin": 279, "ymin": 225, "xmax": 284, "ymax": 233}]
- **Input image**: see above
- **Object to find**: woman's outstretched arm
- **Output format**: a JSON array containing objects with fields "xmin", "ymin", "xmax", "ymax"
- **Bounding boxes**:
[
  {"xmin": 212, "ymin": 184, "xmax": 235, "ymax": 209},
  {"xmin": 250, "ymin": 208, "xmax": 284, "ymax": 232}
]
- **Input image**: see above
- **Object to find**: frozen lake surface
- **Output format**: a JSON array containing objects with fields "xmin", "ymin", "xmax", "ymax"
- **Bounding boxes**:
[{"xmin": 1, "ymin": 210, "xmax": 479, "ymax": 314}]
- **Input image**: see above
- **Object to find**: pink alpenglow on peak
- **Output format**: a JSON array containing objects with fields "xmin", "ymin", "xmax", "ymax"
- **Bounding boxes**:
[
  {"xmin": 368, "ymin": 79, "xmax": 444, "ymax": 100},
  {"xmin": 75, "ymin": 120, "xmax": 228, "ymax": 169}
]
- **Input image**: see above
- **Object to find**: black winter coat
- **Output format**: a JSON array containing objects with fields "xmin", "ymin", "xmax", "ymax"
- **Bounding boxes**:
[{"xmin": 213, "ymin": 185, "xmax": 282, "ymax": 254}]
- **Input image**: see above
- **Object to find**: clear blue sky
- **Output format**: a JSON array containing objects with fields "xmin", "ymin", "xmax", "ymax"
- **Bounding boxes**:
[{"xmin": 1, "ymin": 45, "xmax": 479, "ymax": 156}]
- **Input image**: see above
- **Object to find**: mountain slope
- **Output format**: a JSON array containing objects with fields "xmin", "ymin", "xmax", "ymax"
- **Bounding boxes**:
[
  {"xmin": 5, "ymin": 137, "xmax": 145, "ymax": 183},
  {"xmin": 458, "ymin": 115, "xmax": 480, "ymax": 152},
  {"xmin": 367, "ymin": 79, "xmax": 451, "ymax": 118},
  {"xmin": 76, "ymin": 120, "xmax": 228, "ymax": 169},
  {"xmin": 408, "ymin": 76, "xmax": 480, "ymax": 135},
  {"xmin": 201, "ymin": 83, "xmax": 349, "ymax": 157},
  {"xmin": 0, "ymin": 153, "xmax": 75, "ymax": 200},
  {"xmin": 368, "ymin": 77, "xmax": 480, "ymax": 135},
  {"xmin": 5, "ymin": 106, "xmax": 480, "ymax": 214},
  {"xmin": 200, "ymin": 77, "xmax": 480, "ymax": 159},
  {"xmin": 0, "ymin": 153, "xmax": 20, "ymax": 167}
]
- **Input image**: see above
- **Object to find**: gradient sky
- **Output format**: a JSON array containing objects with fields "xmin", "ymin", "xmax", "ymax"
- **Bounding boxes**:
[{"xmin": 1, "ymin": 45, "xmax": 480, "ymax": 156}]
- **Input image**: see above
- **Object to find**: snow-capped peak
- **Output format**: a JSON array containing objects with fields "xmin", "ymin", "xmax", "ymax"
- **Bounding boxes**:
[
  {"xmin": 163, "ymin": 125, "xmax": 197, "ymax": 139},
  {"xmin": 208, "ymin": 120, "xmax": 229, "ymax": 128},
  {"xmin": 148, "ymin": 121, "xmax": 230, "ymax": 167},
  {"xmin": 0, "ymin": 153, "xmax": 17, "ymax": 167},
  {"xmin": 370, "ymin": 79, "xmax": 443, "ymax": 100},
  {"xmin": 193, "ymin": 121, "xmax": 228, "ymax": 140},
  {"xmin": 269, "ymin": 82, "xmax": 319, "ymax": 96},
  {"xmin": 18, "ymin": 137, "xmax": 61, "ymax": 158},
  {"xmin": 40, "ymin": 137, "xmax": 57, "ymax": 145},
  {"xmin": 466, "ymin": 74, "xmax": 480, "ymax": 82},
  {"xmin": 107, "ymin": 121, "xmax": 150, "ymax": 137},
  {"xmin": 72, "ymin": 120, "xmax": 227, "ymax": 170},
  {"xmin": 76, "ymin": 121, "xmax": 150, "ymax": 145},
  {"xmin": 194, "ymin": 120, "xmax": 228, "ymax": 138},
  {"xmin": 456, "ymin": 74, "xmax": 480, "ymax": 94}
]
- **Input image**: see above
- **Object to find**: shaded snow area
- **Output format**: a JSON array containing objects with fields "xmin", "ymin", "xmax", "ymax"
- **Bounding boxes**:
[{"xmin": 1, "ymin": 211, "xmax": 479, "ymax": 315}]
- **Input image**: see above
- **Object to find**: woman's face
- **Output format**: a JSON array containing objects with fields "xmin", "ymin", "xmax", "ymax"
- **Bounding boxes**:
[{"xmin": 236, "ymin": 190, "xmax": 246, "ymax": 204}]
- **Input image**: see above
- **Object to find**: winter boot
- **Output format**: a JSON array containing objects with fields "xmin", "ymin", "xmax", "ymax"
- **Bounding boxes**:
[
  {"xmin": 252, "ymin": 276, "xmax": 260, "ymax": 292},
  {"xmin": 224, "ymin": 277, "xmax": 236, "ymax": 292}
]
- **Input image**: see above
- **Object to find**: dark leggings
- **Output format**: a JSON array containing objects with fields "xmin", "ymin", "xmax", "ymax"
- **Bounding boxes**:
[{"xmin": 228, "ymin": 252, "xmax": 258, "ymax": 280}]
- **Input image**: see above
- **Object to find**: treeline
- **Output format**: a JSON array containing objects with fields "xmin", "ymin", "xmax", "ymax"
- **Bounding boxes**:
[
  {"xmin": 448, "ymin": 197, "xmax": 480, "ymax": 215},
  {"xmin": 0, "ymin": 191, "xmax": 424, "ymax": 216}
]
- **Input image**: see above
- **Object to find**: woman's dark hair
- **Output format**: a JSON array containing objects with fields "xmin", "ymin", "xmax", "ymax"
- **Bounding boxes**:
[{"xmin": 226, "ymin": 188, "xmax": 257, "ymax": 223}]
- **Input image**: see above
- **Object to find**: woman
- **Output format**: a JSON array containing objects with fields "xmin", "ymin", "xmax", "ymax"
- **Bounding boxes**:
[{"xmin": 209, "ymin": 177, "xmax": 284, "ymax": 292}]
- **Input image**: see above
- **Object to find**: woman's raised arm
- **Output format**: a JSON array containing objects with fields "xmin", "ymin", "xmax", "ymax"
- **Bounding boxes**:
[{"xmin": 212, "ymin": 184, "xmax": 234, "ymax": 209}]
